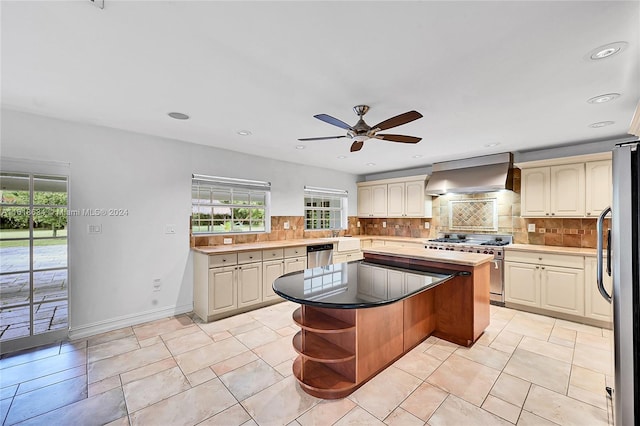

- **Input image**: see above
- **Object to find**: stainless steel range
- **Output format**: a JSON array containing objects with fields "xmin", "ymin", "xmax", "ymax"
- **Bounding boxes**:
[{"xmin": 425, "ymin": 233, "xmax": 512, "ymax": 305}]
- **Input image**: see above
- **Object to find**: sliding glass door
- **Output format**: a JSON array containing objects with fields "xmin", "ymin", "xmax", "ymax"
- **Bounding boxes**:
[{"xmin": 0, "ymin": 172, "xmax": 69, "ymax": 353}]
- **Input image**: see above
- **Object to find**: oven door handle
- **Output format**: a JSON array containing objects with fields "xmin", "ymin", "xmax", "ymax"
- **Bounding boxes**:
[
  {"xmin": 493, "ymin": 260, "xmax": 500, "ymax": 269},
  {"xmin": 596, "ymin": 206, "xmax": 612, "ymax": 303}
]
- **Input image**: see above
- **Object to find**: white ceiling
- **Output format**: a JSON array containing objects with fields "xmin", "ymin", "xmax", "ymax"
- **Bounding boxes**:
[{"xmin": 2, "ymin": 1, "xmax": 639, "ymax": 175}]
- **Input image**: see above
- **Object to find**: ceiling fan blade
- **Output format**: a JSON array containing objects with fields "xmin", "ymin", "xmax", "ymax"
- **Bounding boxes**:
[
  {"xmin": 350, "ymin": 141, "xmax": 364, "ymax": 152},
  {"xmin": 297, "ymin": 135, "xmax": 347, "ymax": 141},
  {"xmin": 377, "ymin": 134, "xmax": 422, "ymax": 143},
  {"xmin": 314, "ymin": 114, "xmax": 352, "ymax": 130},
  {"xmin": 372, "ymin": 111, "xmax": 423, "ymax": 131}
]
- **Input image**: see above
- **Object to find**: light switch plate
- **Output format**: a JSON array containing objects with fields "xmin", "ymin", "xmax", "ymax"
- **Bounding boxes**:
[
  {"xmin": 382, "ymin": 222, "xmax": 387, "ymax": 228},
  {"xmin": 528, "ymin": 223, "xmax": 536, "ymax": 232},
  {"xmin": 425, "ymin": 222, "xmax": 430, "ymax": 229},
  {"xmin": 223, "ymin": 238, "xmax": 233, "ymax": 244},
  {"xmin": 283, "ymin": 221, "xmax": 290, "ymax": 229},
  {"xmin": 165, "ymin": 224, "xmax": 176, "ymax": 234},
  {"xmin": 357, "ymin": 221, "xmax": 360, "ymax": 227}
]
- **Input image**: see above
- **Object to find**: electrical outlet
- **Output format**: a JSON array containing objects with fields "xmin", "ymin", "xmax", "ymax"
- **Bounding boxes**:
[
  {"xmin": 223, "ymin": 238, "xmax": 233, "ymax": 244},
  {"xmin": 382, "ymin": 222, "xmax": 387, "ymax": 228},
  {"xmin": 152, "ymin": 278, "xmax": 161, "ymax": 292},
  {"xmin": 87, "ymin": 224, "xmax": 102, "ymax": 234},
  {"xmin": 425, "ymin": 222, "xmax": 430, "ymax": 229},
  {"xmin": 283, "ymin": 221, "xmax": 290, "ymax": 230},
  {"xmin": 357, "ymin": 221, "xmax": 361, "ymax": 228},
  {"xmin": 165, "ymin": 224, "xmax": 176, "ymax": 234},
  {"xmin": 528, "ymin": 223, "xmax": 536, "ymax": 232}
]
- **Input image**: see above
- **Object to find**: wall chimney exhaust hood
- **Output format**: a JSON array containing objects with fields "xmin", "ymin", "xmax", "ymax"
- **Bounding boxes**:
[{"xmin": 425, "ymin": 152, "xmax": 514, "ymax": 195}]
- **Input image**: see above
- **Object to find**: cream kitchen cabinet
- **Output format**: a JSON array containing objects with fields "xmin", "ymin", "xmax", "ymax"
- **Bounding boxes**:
[
  {"xmin": 357, "ymin": 175, "xmax": 431, "ymax": 218},
  {"xmin": 504, "ymin": 261, "xmax": 540, "ymax": 307},
  {"xmin": 237, "ymin": 262, "xmax": 263, "ymax": 308},
  {"xmin": 505, "ymin": 250, "xmax": 584, "ymax": 316},
  {"xmin": 585, "ymin": 160, "xmax": 613, "ymax": 217},
  {"xmin": 263, "ymin": 259, "xmax": 284, "ymax": 301},
  {"xmin": 357, "ymin": 184, "xmax": 387, "ymax": 217},
  {"xmin": 584, "ymin": 256, "xmax": 613, "ymax": 323},
  {"xmin": 387, "ymin": 179, "xmax": 428, "ymax": 217},
  {"xmin": 208, "ymin": 265, "xmax": 238, "ymax": 315},
  {"xmin": 521, "ymin": 164, "xmax": 585, "ymax": 217},
  {"xmin": 194, "ymin": 246, "xmax": 303, "ymax": 322}
]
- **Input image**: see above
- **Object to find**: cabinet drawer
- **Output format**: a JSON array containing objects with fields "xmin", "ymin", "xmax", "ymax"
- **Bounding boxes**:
[
  {"xmin": 238, "ymin": 250, "xmax": 262, "ymax": 264},
  {"xmin": 262, "ymin": 248, "xmax": 284, "ymax": 260},
  {"xmin": 284, "ymin": 246, "xmax": 305, "ymax": 258},
  {"xmin": 209, "ymin": 253, "xmax": 238, "ymax": 268},
  {"xmin": 505, "ymin": 250, "xmax": 583, "ymax": 269}
]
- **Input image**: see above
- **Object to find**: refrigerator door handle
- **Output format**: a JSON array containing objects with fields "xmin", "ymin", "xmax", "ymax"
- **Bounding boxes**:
[
  {"xmin": 606, "ymin": 230, "xmax": 612, "ymax": 277},
  {"xmin": 596, "ymin": 206, "xmax": 612, "ymax": 303}
]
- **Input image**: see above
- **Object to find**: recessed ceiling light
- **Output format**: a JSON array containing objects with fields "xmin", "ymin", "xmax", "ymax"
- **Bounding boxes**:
[
  {"xmin": 589, "ymin": 121, "xmax": 615, "ymax": 128},
  {"xmin": 168, "ymin": 112, "xmax": 189, "ymax": 120},
  {"xmin": 366, "ymin": 163, "xmax": 376, "ymax": 166},
  {"xmin": 337, "ymin": 155, "xmax": 347, "ymax": 159},
  {"xmin": 237, "ymin": 130, "xmax": 252, "ymax": 136},
  {"xmin": 412, "ymin": 155, "xmax": 423, "ymax": 159},
  {"xmin": 587, "ymin": 42, "xmax": 627, "ymax": 60},
  {"xmin": 587, "ymin": 93, "xmax": 620, "ymax": 104},
  {"xmin": 295, "ymin": 145, "xmax": 305, "ymax": 150},
  {"xmin": 484, "ymin": 143, "xmax": 500, "ymax": 148}
]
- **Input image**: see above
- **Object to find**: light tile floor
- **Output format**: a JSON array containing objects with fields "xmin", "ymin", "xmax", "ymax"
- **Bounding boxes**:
[{"xmin": 0, "ymin": 302, "xmax": 614, "ymax": 425}]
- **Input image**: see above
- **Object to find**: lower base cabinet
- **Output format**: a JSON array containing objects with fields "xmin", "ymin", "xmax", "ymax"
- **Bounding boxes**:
[
  {"xmin": 237, "ymin": 262, "xmax": 263, "ymax": 308},
  {"xmin": 195, "ymin": 247, "xmax": 307, "ymax": 322},
  {"xmin": 208, "ymin": 265, "xmax": 237, "ymax": 315},
  {"xmin": 505, "ymin": 250, "xmax": 610, "ymax": 327}
]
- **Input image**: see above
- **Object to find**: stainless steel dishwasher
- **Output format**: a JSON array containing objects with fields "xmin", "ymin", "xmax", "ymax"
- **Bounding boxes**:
[{"xmin": 306, "ymin": 243, "xmax": 333, "ymax": 267}]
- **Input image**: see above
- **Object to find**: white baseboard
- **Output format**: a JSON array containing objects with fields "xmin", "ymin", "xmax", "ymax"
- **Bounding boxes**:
[{"xmin": 68, "ymin": 303, "xmax": 193, "ymax": 340}]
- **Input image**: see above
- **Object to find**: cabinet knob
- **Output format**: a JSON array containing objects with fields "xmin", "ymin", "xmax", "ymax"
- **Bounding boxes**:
[
  {"xmin": 222, "ymin": 259, "xmax": 226, "ymax": 262},
  {"xmin": 551, "ymin": 213, "xmax": 555, "ymax": 216},
  {"xmin": 546, "ymin": 213, "xmax": 550, "ymax": 216},
  {"xmin": 541, "ymin": 266, "xmax": 545, "ymax": 270},
  {"xmin": 536, "ymin": 266, "xmax": 540, "ymax": 269},
  {"xmin": 587, "ymin": 212, "xmax": 591, "ymax": 216},
  {"xmin": 538, "ymin": 257, "xmax": 542, "ymax": 261}
]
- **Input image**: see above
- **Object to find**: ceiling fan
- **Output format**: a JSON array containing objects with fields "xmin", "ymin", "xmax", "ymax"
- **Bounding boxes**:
[{"xmin": 298, "ymin": 105, "xmax": 423, "ymax": 152}]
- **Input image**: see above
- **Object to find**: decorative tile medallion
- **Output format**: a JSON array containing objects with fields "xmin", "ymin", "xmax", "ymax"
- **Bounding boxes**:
[{"xmin": 449, "ymin": 199, "xmax": 497, "ymax": 231}]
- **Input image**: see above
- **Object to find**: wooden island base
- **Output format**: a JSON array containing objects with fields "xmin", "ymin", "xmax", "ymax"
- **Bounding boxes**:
[{"xmin": 291, "ymin": 256, "xmax": 490, "ymax": 399}]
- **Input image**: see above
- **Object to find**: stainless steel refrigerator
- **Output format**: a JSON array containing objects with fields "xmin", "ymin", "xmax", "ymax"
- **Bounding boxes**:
[{"xmin": 597, "ymin": 142, "xmax": 639, "ymax": 425}]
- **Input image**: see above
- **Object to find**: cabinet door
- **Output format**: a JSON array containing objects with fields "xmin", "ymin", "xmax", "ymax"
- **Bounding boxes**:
[
  {"xmin": 208, "ymin": 266, "xmax": 237, "ymax": 314},
  {"xmin": 504, "ymin": 261, "xmax": 539, "ymax": 307},
  {"xmin": 521, "ymin": 168, "xmax": 550, "ymax": 217},
  {"xmin": 404, "ymin": 180, "xmax": 426, "ymax": 217},
  {"xmin": 550, "ymin": 164, "xmax": 585, "ymax": 217},
  {"xmin": 237, "ymin": 262, "xmax": 263, "ymax": 308},
  {"xmin": 584, "ymin": 257, "xmax": 613, "ymax": 322},
  {"xmin": 284, "ymin": 257, "xmax": 307, "ymax": 273},
  {"xmin": 357, "ymin": 186, "xmax": 373, "ymax": 217},
  {"xmin": 387, "ymin": 182, "xmax": 405, "ymax": 217},
  {"xmin": 263, "ymin": 259, "xmax": 284, "ymax": 301},
  {"xmin": 540, "ymin": 265, "xmax": 584, "ymax": 315},
  {"xmin": 371, "ymin": 184, "xmax": 388, "ymax": 217},
  {"xmin": 585, "ymin": 160, "xmax": 612, "ymax": 217}
]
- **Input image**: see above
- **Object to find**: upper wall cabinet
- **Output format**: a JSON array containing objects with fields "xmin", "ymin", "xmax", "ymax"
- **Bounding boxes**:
[
  {"xmin": 357, "ymin": 184, "xmax": 388, "ymax": 217},
  {"xmin": 357, "ymin": 175, "xmax": 432, "ymax": 218},
  {"xmin": 585, "ymin": 160, "xmax": 612, "ymax": 217},
  {"xmin": 519, "ymin": 155, "xmax": 611, "ymax": 218}
]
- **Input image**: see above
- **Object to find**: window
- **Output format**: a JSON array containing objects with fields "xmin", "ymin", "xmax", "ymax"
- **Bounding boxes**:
[
  {"xmin": 192, "ymin": 175, "xmax": 270, "ymax": 235},
  {"xmin": 304, "ymin": 186, "xmax": 348, "ymax": 230}
]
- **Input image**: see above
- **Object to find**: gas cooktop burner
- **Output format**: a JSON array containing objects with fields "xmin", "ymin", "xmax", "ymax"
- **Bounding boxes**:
[
  {"xmin": 480, "ymin": 240, "xmax": 510, "ymax": 246},
  {"xmin": 429, "ymin": 237, "xmax": 468, "ymax": 243}
]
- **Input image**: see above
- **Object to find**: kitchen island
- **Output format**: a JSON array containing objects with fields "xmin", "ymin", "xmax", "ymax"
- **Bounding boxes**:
[{"xmin": 273, "ymin": 248, "xmax": 493, "ymax": 399}]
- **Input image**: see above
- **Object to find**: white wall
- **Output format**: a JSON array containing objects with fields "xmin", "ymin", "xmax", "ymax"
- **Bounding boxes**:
[{"xmin": 1, "ymin": 109, "xmax": 358, "ymax": 338}]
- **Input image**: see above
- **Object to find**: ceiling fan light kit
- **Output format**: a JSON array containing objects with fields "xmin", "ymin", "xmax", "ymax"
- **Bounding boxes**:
[{"xmin": 299, "ymin": 105, "xmax": 423, "ymax": 152}]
